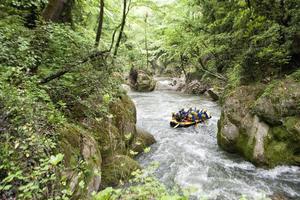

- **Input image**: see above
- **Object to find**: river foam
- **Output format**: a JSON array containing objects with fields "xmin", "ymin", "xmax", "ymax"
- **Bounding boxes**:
[{"xmin": 129, "ymin": 88, "xmax": 300, "ymax": 200}]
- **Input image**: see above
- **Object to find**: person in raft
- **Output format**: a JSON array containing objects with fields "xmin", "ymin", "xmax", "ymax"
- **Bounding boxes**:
[{"xmin": 172, "ymin": 108, "xmax": 211, "ymax": 122}]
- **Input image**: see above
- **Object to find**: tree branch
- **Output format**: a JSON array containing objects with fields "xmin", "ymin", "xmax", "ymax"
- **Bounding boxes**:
[{"xmin": 39, "ymin": 51, "xmax": 106, "ymax": 84}]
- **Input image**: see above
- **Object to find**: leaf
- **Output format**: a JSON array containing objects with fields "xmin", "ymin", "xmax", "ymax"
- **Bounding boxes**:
[
  {"xmin": 129, "ymin": 150, "xmax": 138, "ymax": 156},
  {"xmin": 103, "ymin": 94, "xmax": 110, "ymax": 105},
  {"xmin": 125, "ymin": 132, "xmax": 132, "ymax": 140},
  {"xmin": 143, "ymin": 147, "xmax": 151, "ymax": 153},
  {"xmin": 49, "ymin": 153, "xmax": 64, "ymax": 166},
  {"xmin": 79, "ymin": 180, "xmax": 85, "ymax": 189},
  {"xmin": 94, "ymin": 187, "xmax": 114, "ymax": 200}
]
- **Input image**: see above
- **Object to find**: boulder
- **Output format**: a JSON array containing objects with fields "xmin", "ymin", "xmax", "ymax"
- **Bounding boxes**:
[
  {"xmin": 252, "ymin": 79, "xmax": 300, "ymax": 125},
  {"xmin": 181, "ymin": 80, "xmax": 209, "ymax": 95},
  {"xmin": 206, "ymin": 88, "xmax": 220, "ymax": 101},
  {"xmin": 59, "ymin": 124, "xmax": 102, "ymax": 199},
  {"xmin": 101, "ymin": 155, "xmax": 141, "ymax": 188},
  {"xmin": 131, "ymin": 128, "xmax": 156, "ymax": 154},
  {"xmin": 217, "ymin": 79, "xmax": 300, "ymax": 167},
  {"xmin": 129, "ymin": 68, "xmax": 156, "ymax": 92},
  {"xmin": 59, "ymin": 92, "xmax": 156, "ymax": 197}
]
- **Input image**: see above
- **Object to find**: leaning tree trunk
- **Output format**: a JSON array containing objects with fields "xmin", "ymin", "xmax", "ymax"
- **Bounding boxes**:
[
  {"xmin": 42, "ymin": 0, "xmax": 74, "ymax": 23},
  {"xmin": 95, "ymin": 0, "xmax": 105, "ymax": 47},
  {"xmin": 113, "ymin": 0, "xmax": 128, "ymax": 56}
]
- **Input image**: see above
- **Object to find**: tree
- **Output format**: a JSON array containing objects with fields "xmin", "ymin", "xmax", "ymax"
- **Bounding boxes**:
[
  {"xmin": 42, "ymin": 0, "xmax": 74, "ymax": 23},
  {"xmin": 95, "ymin": 0, "xmax": 104, "ymax": 47},
  {"xmin": 114, "ymin": 0, "xmax": 131, "ymax": 56}
]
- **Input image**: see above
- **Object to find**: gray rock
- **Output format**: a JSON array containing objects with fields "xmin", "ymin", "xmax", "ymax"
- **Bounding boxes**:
[
  {"xmin": 206, "ymin": 88, "xmax": 219, "ymax": 101},
  {"xmin": 129, "ymin": 69, "xmax": 156, "ymax": 92}
]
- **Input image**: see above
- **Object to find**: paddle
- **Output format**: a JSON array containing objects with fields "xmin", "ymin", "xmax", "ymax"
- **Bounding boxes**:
[{"xmin": 174, "ymin": 123, "xmax": 180, "ymax": 129}]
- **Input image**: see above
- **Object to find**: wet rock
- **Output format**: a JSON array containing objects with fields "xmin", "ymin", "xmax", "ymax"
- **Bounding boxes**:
[{"xmin": 217, "ymin": 112, "xmax": 239, "ymax": 153}]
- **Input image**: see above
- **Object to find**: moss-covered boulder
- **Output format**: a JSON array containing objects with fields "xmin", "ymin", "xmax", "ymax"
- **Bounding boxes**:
[
  {"xmin": 101, "ymin": 155, "xmax": 141, "ymax": 188},
  {"xmin": 57, "ymin": 92, "xmax": 156, "ymax": 198},
  {"xmin": 218, "ymin": 78, "xmax": 300, "ymax": 167},
  {"xmin": 129, "ymin": 69, "xmax": 156, "ymax": 92},
  {"xmin": 131, "ymin": 128, "xmax": 156, "ymax": 154},
  {"xmin": 110, "ymin": 93, "xmax": 137, "ymax": 134},
  {"xmin": 59, "ymin": 124, "xmax": 102, "ymax": 199}
]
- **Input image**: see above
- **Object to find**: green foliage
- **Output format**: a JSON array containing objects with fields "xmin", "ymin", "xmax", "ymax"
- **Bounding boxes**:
[
  {"xmin": 94, "ymin": 163, "xmax": 189, "ymax": 200},
  {"xmin": 0, "ymin": 1, "xmax": 123, "ymax": 199},
  {"xmin": 290, "ymin": 69, "xmax": 300, "ymax": 82},
  {"xmin": 136, "ymin": 0, "xmax": 300, "ymax": 84},
  {"xmin": 0, "ymin": 78, "xmax": 69, "ymax": 199}
]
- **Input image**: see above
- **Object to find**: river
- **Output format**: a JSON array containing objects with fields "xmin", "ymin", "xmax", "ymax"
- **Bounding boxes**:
[{"xmin": 128, "ymin": 79, "xmax": 300, "ymax": 200}]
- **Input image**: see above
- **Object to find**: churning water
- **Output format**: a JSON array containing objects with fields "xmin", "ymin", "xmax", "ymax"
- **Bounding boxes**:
[{"xmin": 128, "ymin": 80, "xmax": 300, "ymax": 200}]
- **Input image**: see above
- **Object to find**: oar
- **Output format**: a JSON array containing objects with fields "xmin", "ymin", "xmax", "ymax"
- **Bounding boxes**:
[{"xmin": 174, "ymin": 123, "xmax": 180, "ymax": 129}]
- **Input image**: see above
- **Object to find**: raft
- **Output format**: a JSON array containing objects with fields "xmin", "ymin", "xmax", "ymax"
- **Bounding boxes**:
[{"xmin": 170, "ymin": 119, "xmax": 203, "ymax": 128}]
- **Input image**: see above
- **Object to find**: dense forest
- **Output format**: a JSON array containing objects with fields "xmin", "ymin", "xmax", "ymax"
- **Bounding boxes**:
[{"xmin": 0, "ymin": 0, "xmax": 299, "ymax": 199}]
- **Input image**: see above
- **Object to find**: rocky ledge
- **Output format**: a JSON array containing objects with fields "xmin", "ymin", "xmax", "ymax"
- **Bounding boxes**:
[{"xmin": 218, "ymin": 76, "xmax": 300, "ymax": 167}]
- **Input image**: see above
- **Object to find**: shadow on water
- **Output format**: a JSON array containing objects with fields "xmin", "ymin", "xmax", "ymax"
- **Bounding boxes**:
[{"xmin": 129, "ymin": 89, "xmax": 300, "ymax": 200}]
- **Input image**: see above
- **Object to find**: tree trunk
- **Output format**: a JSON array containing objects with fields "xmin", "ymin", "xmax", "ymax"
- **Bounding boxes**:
[
  {"xmin": 42, "ymin": 0, "xmax": 74, "ymax": 23},
  {"xmin": 113, "ymin": 0, "xmax": 130, "ymax": 56},
  {"xmin": 180, "ymin": 55, "xmax": 187, "ymax": 79},
  {"xmin": 95, "ymin": 0, "xmax": 105, "ymax": 47},
  {"xmin": 144, "ymin": 13, "xmax": 149, "ymax": 69}
]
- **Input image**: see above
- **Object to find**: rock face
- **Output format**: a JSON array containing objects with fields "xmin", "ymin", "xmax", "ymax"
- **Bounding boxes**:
[
  {"xmin": 59, "ymin": 93, "xmax": 156, "ymax": 198},
  {"xmin": 129, "ymin": 68, "xmax": 156, "ymax": 92},
  {"xmin": 218, "ymin": 78, "xmax": 300, "ymax": 167}
]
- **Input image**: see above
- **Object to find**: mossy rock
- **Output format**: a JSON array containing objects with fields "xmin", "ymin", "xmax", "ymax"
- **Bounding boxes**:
[
  {"xmin": 59, "ymin": 124, "xmax": 102, "ymax": 198},
  {"xmin": 88, "ymin": 119, "xmax": 127, "ymax": 158},
  {"xmin": 284, "ymin": 116, "xmax": 300, "ymax": 141},
  {"xmin": 129, "ymin": 70, "xmax": 156, "ymax": 92},
  {"xmin": 217, "ymin": 112, "xmax": 239, "ymax": 153},
  {"xmin": 252, "ymin": 79, "xmax": 300, "ymax": 125},
  {"xmin": 235, "ymin": 130, "xmax": 255, "ymax": 163},
  {"xmin": 264, "ymin": 140, "xmax": 294, "ymax": 167},
  {"xmin": 131, "ymin": 128, "xmax": 156, "ymax": 154},
  {"xmin": 265, "ymin": 117, "xmax": 300, "ymax": 167},
  {"xmin": 101, "ymin": 155, "xmax": 140, "ymax": 188},
  {"xmin": 109, "ymin": 94, "xmax": 137, "ymax": 135}
]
